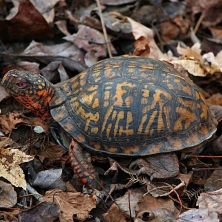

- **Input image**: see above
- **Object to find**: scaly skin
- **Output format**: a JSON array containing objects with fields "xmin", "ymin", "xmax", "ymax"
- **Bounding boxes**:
[
  {"xmin": 2, "ymin": 70, "xmax": 55, "ymax": 121},
  {"xmin": 1, "ymin": 69, "xmax": 97, "ymax": 188}
]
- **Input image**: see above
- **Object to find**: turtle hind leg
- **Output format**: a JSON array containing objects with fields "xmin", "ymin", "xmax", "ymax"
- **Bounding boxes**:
[{"xmin": 69, "ymin": 139, "xmax": 100, "ymax": 190}]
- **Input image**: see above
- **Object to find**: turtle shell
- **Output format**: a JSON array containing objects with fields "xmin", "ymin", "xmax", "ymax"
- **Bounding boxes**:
[{"xmin": 49, "ymin": 56, "xmax": 217, "ymax": 157}]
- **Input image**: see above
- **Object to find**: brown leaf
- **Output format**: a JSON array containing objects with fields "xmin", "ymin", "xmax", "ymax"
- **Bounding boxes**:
[
  {"xmin": 0, "ymin": 85, "xmax": 10, "ymax": 102},
  {"xmin": 103, "ymin": 204, "xmax": 127, "ymax": 222},
  {"xmin": 0, "ymin": 209, "xmax": 20, "ymax": 221},
  {"xmin": 115, "ymin": 188, "xmax": 177, "ymax": 219},
  {"xmin": 173, "ymin": 59, "xmax": 206, "ymax": 77},
  {"xmin": 43, "ymin": 189, "xmax": 97, "ymax": 221},
  {"xmin": 197, "ymin": 188, "xmax": 222, "ymax": 213},
  {"xmin": 0, "ymin": 148, "xmax": 34, "ymax": 189},
  {"xmin": 127, "ymin": 17, "xmax": 164, "ymax": 59},
  {"xmin": 18, "ymin": 201, "xmax": 60, "ymax": 222},
  {"xmin": 133, "ymin": 36, "xmax": 150, "ymax": 57},
  {"xmin": 178, "ymin": 209, "xmax": 218, "ymax": 222},
  {"xmin": 115, "ymin": 189, "xmax": 143, "ymax": 218},
  {"xmin": 138, "ymin": 194, "xmax": 176, "ymax": 215},
  {"xmin": 64, "ymin": 25, "xmax": 116, "ymax": 64},
  {"xmin": 157, "ymin": 16, "xmax": 190, "ymax": 42},
  {"xmin": 0, "ymin": 0, "xmax": 53, "ymax": 41},
  {"xmin": 204, "ymin": 170, "xmax": 222, "ymax": 192},
  {"xmin": 29, "ymin": 0, "xmax": 60, "ymax": 24},
  {"xmin": 0, "ymin": 113, "xmax": 27, "ymax": 134},
  {"xmin": 30, "ymin": 142, "xmax": 66, "ymax": 163},
  {"xmin": 0, "ymin": 181, "xmax": 17, "ymax": 208},
  {"xmin": 207, "ymin": 93, "xmax": 222, "ymax": 106}
]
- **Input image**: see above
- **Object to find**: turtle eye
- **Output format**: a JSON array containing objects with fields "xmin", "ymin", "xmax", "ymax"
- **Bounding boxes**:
[{"xmin": 16, "ymin": 81, "xmax": 28, "ymax": 89}]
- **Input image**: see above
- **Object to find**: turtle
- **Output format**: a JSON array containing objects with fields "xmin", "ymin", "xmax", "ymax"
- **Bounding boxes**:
[{"xmin": 1, "ymin": 55, "xmax": 218, "ymax": 188}]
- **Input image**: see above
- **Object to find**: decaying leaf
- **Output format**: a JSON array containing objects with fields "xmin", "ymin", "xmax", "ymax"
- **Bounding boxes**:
[
  {"xmin": 0, "ymin": 85, "xmax": 10, "ymax": 102},
  {"xmin": 173, "ymin": 59, "xmax": 206, "ymax": 77},
  {"xmin": 43, "ymin": 189, "xmax": 97, "ymax": 221},
  {"xmin": 197, "ymin": 188, "xmax": 222, "ymax": 214},
  {"xmin": 207, "ymin": 93, "xmax": 222, "ymax": 106},
  {"xmin": 18, "ymin": 201, "xmax": 60, "ymax": 221},
  {"xmin": 204, "ymin": 170, "xmax": 222, "ymax": 192},
  {"xmin": 64, "ymin": 25, "xmax": 116, "ymax": 65},
  {"xmin": 174, "ymin": 43, "xmax": 222, "ymax": 76},
  {"xmin": 0, "ymin": 180, "xmax": 17, "ymax": 208},
  {"xmin": 0, "ymin": 148, "xmax": 34, "ymax": 189},
  {"xmin": 0, "ymin": 0, "xmax": 53, "ymax": 41},
  {"xmin": 202, "ymin": 50, "xmax": 222, "ymax": 74},
  {"xmin": 33, "ymin": 169, "xmax": 66, "ymax": 190},
  {"xmin": 0, "ymin": 113, "xmax": 49, "ymax": 135},
  {"xmin": 0, "ymin": 113, "xmax": 27, "ymax": 134},
  {"xmin": 29, "ymin": 0, "xmax": 61, "ymax": 24},
  {"xmin": 127, "ymin": 17, "xmax": 164, "ymax": 59},
  {"xmin": 115, "ymin": 188, "xmax": 176, "ymax": 219},
  {"xmin": 103, "ymin": 203, "xmax": 127, "ymax": 222},
  {"xmin": 178, "ymin": 208, "xmax": 218, "ymax": 222}
]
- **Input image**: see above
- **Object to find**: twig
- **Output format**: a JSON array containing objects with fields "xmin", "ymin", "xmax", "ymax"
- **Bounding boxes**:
[
  {"xmin": 157, "ymin": 181, "xmax": 183, "ymax": 219},
  {"xmin": 193, "ymin": 13, "xmax": 204, "ymax": 34},
  {"xmin": 26, "ymin": 183, "xmax": 43, "ymax": 202},
  {"xmin": 95, "ymin": 0, "xmax": 112, "ymax": 58}
]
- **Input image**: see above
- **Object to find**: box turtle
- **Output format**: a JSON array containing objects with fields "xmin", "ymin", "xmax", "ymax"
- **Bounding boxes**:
[{"xmin": 1, "ymin": 56, "xmax": 218, "ymax": 188}]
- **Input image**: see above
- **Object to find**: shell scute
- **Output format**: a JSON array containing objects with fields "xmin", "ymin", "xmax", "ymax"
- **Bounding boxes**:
[{"xmin": 50, "ymin": 56, "xmax": 217, "ymax": 157}]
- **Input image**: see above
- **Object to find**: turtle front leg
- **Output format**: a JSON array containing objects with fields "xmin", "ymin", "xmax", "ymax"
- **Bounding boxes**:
[{"xmin": 69, "ymin": 139, "xmax": 99, "ymax": 189}]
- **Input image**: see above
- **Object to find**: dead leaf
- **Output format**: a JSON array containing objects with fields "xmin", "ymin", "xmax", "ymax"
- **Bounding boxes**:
[
  {"xmin": 157, "ymin": 16, "xmax": 190, "ymax": 42},
  {"xmin": 115, "ymin": 189, "xmax": 143, "ymax": 218},
  {"xmin": 103, "ymin": 203, "xmax": 127, "ymax": 222},
  {"xmin": 55, "ymin": 20, "xmax": 71, "ymax": 36},
  {"xmin": 30, "ymin": 0, "xmax": 61, "ymax": 24},
  {"xmin": 43, "ymin": 189, "xmax": 97, "ymax": 221},
  {"xmin": 0, "ymin": 180, "xmax": 17, "ymax": 208},
  {"xmin": 133, "ymin": 36, "xmax": 150, "ymax": 57},
  {"xmin": 0, "ymin": 148, "xmax": 34, "ymax": 189},
  {"xmin": 0, "ymin": 0, "xmax": 53, "ymax": 41},
  {"xmin": 207, "ymin": 93, "xmax": 222, "ymax": 106},
  {"xmin": 115, "ymin": 188, "xmax": 176, "ymax": 219},
  {"xmin": 178, "ymin": 208, "xmax": 219, "ymax": 222},
  {"xmin": 23, "ymin": 40, "xmax": 85, "ymax": 64},
  {"xmin": 177, "ymin": 43, "xmax": 202, "ymax": 61},
  {"xmin": 0, "ymin": 85, "xmax": 10, "ymax": 102},
  {"xmin": 127, "ymin": 17, "xmax": 163, "ymax": 59},
  {"xmin": 0, "ymin": 137, "xmax": 19, "ymax": 149},
  {"xmin": 173, "ymin": 59, "xmax": 206, "ymax": 77},
  {"xmin": 202, "ymin": 51, "xmax": 222, "ymax": 74},
  {"xmin": 204, "ymin": 170, "xmax": 222, "ymax": 192},
  {"xmin": 3, "ymin": 61, "xmax": 40, "ymax": 75},
  {"xmin": 186, "ymin": 0, "xmax": 222, "ymax": 27},
  {"xmin": 18, "ymin": 201, "xmax": 60, "ymax": 222},
  {"xmin": 138, "ymin": 193, "xmax": 176, "ymax": 216},
  {"xmin": 197, "ymin": 188, "xmax": 222, "ymax": 214},
  {"xmin": 33, "ymin": 169, "xmax": 66, "ymax": 190},
  {"xmin": 0, "ymin": 113, "xmax": 27, "ymax": 134},
  {"xmin": 30, "ymin": 142, "xmax": 66, "ymax": 163},
  {"xmin": 64, "ymin": 25, "xmax": 116, "ymax": 64},
  {"xmin": 0, "ymin": 209, "xmax": 20, "ymax": 221}
]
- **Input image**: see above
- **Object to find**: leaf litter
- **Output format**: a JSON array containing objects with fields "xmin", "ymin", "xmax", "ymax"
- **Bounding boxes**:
[{"xmin": 0, "ymin": 0, "xmax": 222, "ymax": 221}]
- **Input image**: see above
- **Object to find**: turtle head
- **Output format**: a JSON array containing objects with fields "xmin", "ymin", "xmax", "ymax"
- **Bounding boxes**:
[{"xmin": 1, "ymin": 69, "xmax": 55, "ymax": 121}]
